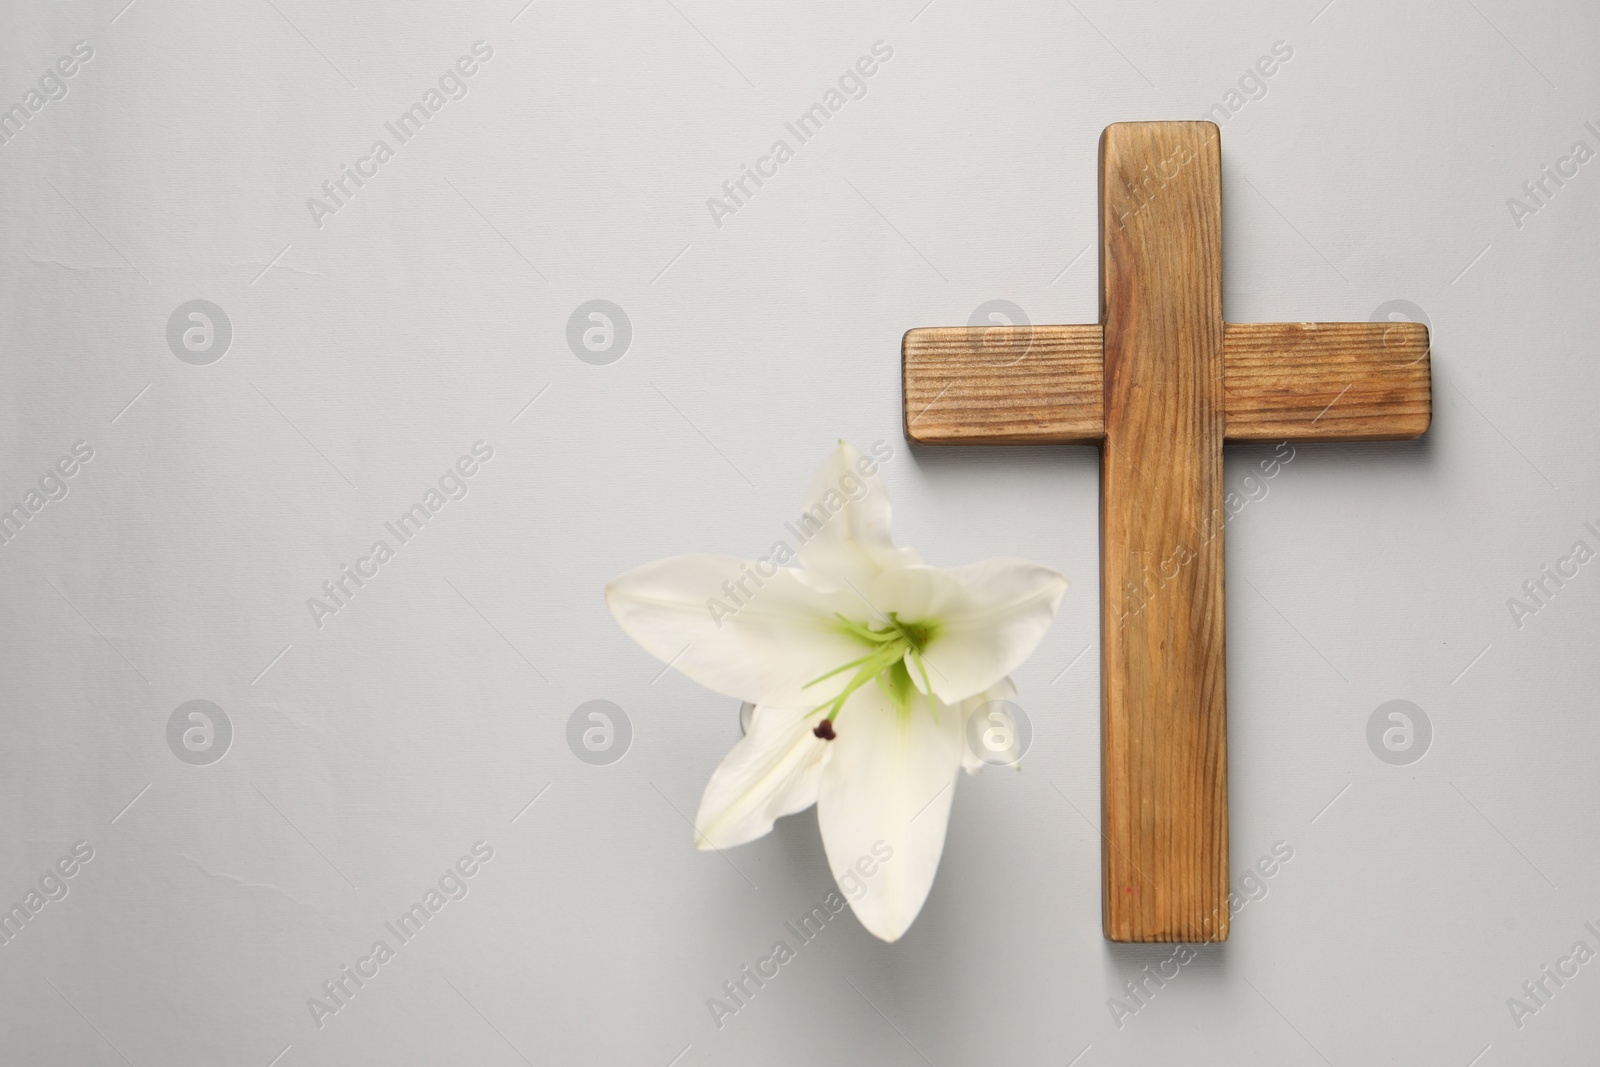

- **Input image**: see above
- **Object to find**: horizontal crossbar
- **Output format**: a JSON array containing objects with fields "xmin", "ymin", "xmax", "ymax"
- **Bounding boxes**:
[{"xmin": 903, "ymin": 321, "xmax": 1430, "ymax": 444}]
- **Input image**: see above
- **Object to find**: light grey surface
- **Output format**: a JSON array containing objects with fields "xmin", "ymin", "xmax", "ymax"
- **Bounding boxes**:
[{"xmin": 1, "ymin": 1, "xmax": 1596, "ymax": 1063}]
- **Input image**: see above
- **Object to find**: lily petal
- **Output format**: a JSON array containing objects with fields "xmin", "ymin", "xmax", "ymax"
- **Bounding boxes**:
[
  {"xmin": 694, "ymin": 704, "xmax": 830, "ymax": 850},
  {"xmin": 816, "ymin": 686, "xmax": 964, "ymax": 942},
  {"xmin": 872, "ymin": 560, "xmax": 1068, "ymax": 704},
  {"xmin": 606, "ymin": 554, "xmax": 867, "ymax": 707},
  {"xmin": 796, "ymin": 442, "xmax": 921, "ymax": 589}
]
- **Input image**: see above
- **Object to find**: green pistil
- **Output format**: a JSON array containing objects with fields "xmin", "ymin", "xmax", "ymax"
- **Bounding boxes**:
[{"xmin": 802, "ymin": 613, "xmax": 941, "ymax": 730}]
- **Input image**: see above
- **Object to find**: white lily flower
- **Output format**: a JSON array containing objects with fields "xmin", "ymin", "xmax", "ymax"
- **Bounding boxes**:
[{"xmin": 606, "ymin": 441, "xmax": 1068, "ymax": 942}]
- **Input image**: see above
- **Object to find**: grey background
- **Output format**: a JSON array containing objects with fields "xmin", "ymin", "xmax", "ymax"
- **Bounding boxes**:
[{"xmin": 1, "ymin": 0, "xmax": 1596, "ymax": 1064}]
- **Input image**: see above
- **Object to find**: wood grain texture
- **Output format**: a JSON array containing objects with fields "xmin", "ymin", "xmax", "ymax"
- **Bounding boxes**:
[
  {"xmin": 903, "ymin": 320, "xmax": 1432, "ymax": 446},
  {"xmin": 1099, "ymin": 122, "xmax": 1230, "ymax": 943},
  {"xmin": 1224, "ymin": 321, "xmax": 1431, "ymax": 441},
  {"xmin": 902, "ymin": 325, "xmax": 1104, "ymax": 443}
]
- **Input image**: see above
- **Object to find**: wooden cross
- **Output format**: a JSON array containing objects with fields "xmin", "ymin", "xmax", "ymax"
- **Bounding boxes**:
[{"xmin": 902, "ymin": 122, "xmax": 1430, "ymax": 942}]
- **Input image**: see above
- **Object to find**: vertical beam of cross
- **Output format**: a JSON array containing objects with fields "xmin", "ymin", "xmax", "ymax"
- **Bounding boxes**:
[{"xmin": 1099, "ymin": 122, "xmax": 1228, "ymax": 942}]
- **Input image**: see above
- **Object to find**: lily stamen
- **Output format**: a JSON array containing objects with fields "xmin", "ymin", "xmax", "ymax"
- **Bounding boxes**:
[{"xmin": 800, "ymin": 613, "xmax": 944, "ymax": 726}]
